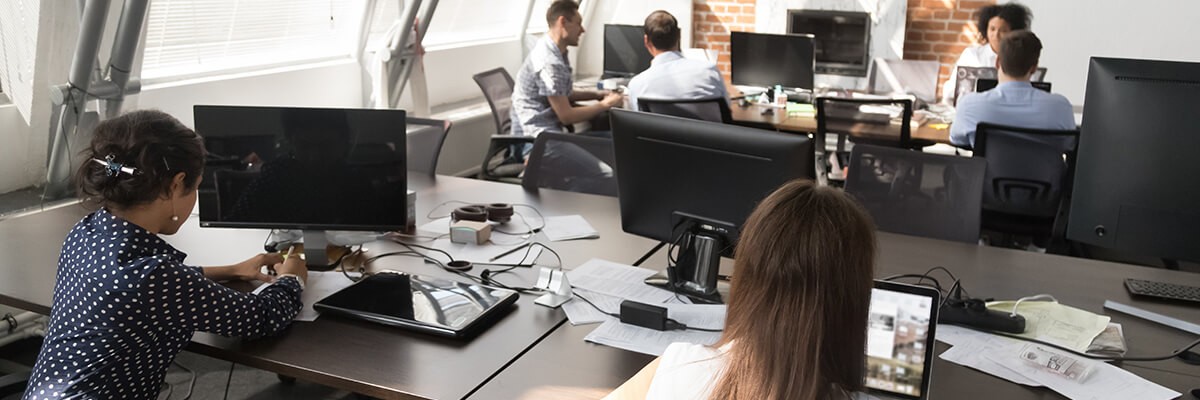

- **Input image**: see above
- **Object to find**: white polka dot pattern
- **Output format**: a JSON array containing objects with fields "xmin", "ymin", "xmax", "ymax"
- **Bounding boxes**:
[{"xmin": 23, "ymin": 209, "xmax": 303, "ymax": 400}]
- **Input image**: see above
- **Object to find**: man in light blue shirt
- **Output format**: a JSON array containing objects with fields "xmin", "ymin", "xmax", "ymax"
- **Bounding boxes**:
[
  {"xmin": 626, "ymin": 10, "xmax": 728, "ymax": 112},
  {"xmin": 950, "ymin": 30, "xmax": 1074, "ymax": 148}
]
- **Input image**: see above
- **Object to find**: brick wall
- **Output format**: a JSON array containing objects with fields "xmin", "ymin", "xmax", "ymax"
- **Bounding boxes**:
[
  {"xmin": 692, "ymin": 0, "xmax": 993, "ymax": 96},
  {"xmin": 905, "ymin": 0, "xmax": 996, "ymax": 97},
  {"xmin": 692, "ymin": 0, "xmax": 755, "ymax": 82}
]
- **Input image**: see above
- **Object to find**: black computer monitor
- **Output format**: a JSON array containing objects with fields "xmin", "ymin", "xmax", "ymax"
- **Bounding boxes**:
[
  {"xmin": 611, "ymin": 109, "xmax": 815, "ymax": 302},
  {"xmin": 603, "ymin": 24, "xmax": 652, "ymax": 78},
  {"xmin": 730, "ymin": 31, "xmax": 816, "ymax": 90},
  {"xmin": 195, "ymin": 105, "xmax": 408, "ymax": 267},
  {"xmin": 787, "ymin": 10, "xmax": 871, "ymax": 77},
  {"xmin": 1067, "ymin": 57, "xmax": 1200, "ymax": 262}
]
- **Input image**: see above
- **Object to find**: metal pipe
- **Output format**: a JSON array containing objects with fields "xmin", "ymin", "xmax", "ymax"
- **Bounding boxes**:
[
  {"xmin": 46, "ymin": 0, "xmax": 112, "ymax": 198},
  {"xmin": 389, "ymin": 0, "xmax": 421, "ymax": 59},
  {"xmin": 392, "ymin": 0, "xmax": 438, "ymax": 108},
  {"xmin": 104, "ymin": 0, "xmax": 150, "ymax": 117}
]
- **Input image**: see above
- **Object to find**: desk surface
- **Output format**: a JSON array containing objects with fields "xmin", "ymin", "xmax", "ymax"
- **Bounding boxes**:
[
  {"xmin": 471, "ymin": 231, "xmax": 1200, "ymax": 399},
  {"xmin": 0, "ymin": 174, "xmax": 656, "ymax": 400},
  {"xmin": 4, "ymin": 176, "xmax": 1200, "ymax": 400},
  {"xmin": 730, "ymin": 103, "xmax": 953, "ymax": 145}
]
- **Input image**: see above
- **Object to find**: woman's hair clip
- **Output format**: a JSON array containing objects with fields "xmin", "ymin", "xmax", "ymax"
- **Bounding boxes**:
[{"xmin": 91, "ymin": 154, "xmax": 138, "ymax": 177}]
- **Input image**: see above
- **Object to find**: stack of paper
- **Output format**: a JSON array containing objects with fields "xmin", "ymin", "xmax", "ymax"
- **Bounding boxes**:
[
  {"xmin": 542, "ymin": 215, "xmax": 600, "ymax": 241},
  {"xmin": 936, "ymin": 325, "xmax": 1179, "ymax": 399},
  {"xmin": 565, "ymin": 259, "xmax": 727, "ymax": 356}
]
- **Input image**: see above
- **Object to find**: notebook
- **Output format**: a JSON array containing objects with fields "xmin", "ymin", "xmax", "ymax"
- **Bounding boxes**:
[
  {"xmin": 314, "ymin": 271, "xmax": 518, "ymax": 338},
  {"xmin": 864, "ymin": 280, "xmax": 941, "ymax": 399}
]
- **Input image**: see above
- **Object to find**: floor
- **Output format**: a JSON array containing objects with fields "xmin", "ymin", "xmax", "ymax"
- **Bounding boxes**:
[{"xmin": 0, "ymin": 337, "xmax": 359, "ymax": 400}]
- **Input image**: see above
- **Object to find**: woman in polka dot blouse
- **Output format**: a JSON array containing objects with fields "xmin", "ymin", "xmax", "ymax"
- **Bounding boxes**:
[{"xmin": 23, "ymin": 110, "xmax": 308, "ymax": 400}]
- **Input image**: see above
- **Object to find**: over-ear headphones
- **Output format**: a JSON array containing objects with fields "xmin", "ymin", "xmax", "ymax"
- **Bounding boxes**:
[{"xmin": 452, "ymin": 203, "xmax": 513, "ymax": 223}]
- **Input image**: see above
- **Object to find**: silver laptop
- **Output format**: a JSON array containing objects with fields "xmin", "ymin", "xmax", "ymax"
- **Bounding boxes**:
[{"xmin": 862, "ymin": 280, "xmax": 941, "ymax": 399}]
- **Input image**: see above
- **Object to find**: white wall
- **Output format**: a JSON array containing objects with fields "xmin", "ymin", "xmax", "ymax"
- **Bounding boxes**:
[
  {"xmin": 422, "ymin": 39, "xmax": 525, "ymax": 109},
  {"xmin": 756, "ymin": 0, "xmax": 907, "ymax": 90},
  {"xmin": 1024, "ymin": 0, "xmax": 1200, "ymax": 105},
  {"xmin": 134, "ymin": 61, "xmax": 364, "ymax": 127}
]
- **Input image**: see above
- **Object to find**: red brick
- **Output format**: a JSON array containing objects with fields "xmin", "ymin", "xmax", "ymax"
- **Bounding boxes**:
[
  {"xmin": 736, "ymin": 15, "xmax": 754, "ymax": 24},
  {"xmin": 911, "ymin": 20, "xmax": 946, "ymax": 31},
  {"xmin": 958, "ymin": 0, "xmax": 996, "ymax": 10},
  {"xmin": 907, "ymin": 42, "xmax": 933, "ymax": 53}
]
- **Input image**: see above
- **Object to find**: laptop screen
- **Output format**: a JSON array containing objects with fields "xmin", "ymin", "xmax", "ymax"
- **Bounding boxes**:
[{"xmin": 864, "ymin": 281, "xmax": 940, "ymax": 399}]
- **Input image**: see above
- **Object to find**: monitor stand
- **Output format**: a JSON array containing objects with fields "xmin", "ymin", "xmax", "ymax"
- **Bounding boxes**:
[
  {"xmin": 302, "ymin": 230, "xmax": 336, "ymax": 270},
  {"xmin": 644, "ymin": 228, "xmax": 726, "ymax": 304}
]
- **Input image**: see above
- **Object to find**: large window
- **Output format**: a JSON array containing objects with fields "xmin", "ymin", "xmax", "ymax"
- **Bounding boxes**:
[
  {"xmin": 141, "ymin": 0, "xmax": 360, "ymax": 81},
  {"xmin": 423, "ymin": 0, "xmax": 532, "ymax": 48}
]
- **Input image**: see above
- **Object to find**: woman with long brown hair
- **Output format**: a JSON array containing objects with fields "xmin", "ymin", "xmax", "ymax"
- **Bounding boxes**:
[{"xmin": 606, "ymin": 179, "xmax": 877, "ymax": 400}]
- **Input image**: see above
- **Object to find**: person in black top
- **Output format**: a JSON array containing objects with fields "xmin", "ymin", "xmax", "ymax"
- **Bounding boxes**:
[{"xmin": 24, "ymin": 110, "xmax": 308, "ymax": 400}]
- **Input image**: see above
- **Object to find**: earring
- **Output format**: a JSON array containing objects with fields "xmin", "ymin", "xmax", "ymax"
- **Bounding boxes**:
[
  {"xmin": 171, "ymin": 215, "xmax": 179, "ymax": 222},
  {"xmin": 170, "ymin": 197, "xmax": 179, "ymax": 222}
]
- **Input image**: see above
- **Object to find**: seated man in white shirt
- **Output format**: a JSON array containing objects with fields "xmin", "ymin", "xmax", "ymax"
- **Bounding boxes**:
[
  {"xmin": 950, "ymin": 30, "xmax": 1074, "ymax": 148},
  {"xmin": 626, "ymin": 10, "xmax": 728, "ymax": 113}
]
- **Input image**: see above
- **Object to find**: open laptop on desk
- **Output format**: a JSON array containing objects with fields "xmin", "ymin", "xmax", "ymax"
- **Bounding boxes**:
[{"xmin": 862, "ymin": 280, "xmax": 940, "ymax": 400}]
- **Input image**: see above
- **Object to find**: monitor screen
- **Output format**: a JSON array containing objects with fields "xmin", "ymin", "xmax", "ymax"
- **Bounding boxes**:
[
  {"xmin": 869, "ymin": 58, "xmax": 939, "ymax": 103},
  {"xmin": 610, "ymin": 109, "xmax": 814, "ymax": 253},
  {"xmin": 603, "ymin": 24, "xmax": 652, "ymax": 78},
  {"xmin": 194, "ymin": 105, "xmax": 408, "ymax": 231},
  {"xmin": 1067, "ymin": 57, "xmax": 1200, "ymax": 262},
  {"xmin": 865, "ymin": 281, "xmax": 938, "ymax": 399},
  {"xmin": 730, "ymin": 31, "xmax": 816, "ymax": 90},
  {"xmin": 788, "ymin": 10, "xmax": 871, "ymax": 76}
]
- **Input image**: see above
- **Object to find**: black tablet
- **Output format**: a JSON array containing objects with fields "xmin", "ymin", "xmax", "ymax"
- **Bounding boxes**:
[{"xmin": 314, "ymin": 271, "xmax": 518, "ymax": 338}]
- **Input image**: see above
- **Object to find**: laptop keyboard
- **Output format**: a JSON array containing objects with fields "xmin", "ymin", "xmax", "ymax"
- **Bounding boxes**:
[{"xmin": 1124, "ymin": 279, "xmax": 1200, "ymax": 303}]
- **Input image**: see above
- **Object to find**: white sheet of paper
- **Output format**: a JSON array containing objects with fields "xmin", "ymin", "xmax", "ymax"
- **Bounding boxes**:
[
  {"xmin": 984, "ymin": 344, "xmax": 1180, "ymax": 400},
  {"xmin": 542, "ymin": 215, "xmax": 599, "ymax": 241},
  {"xmin": 584, "ymin": 314, "xmax": 723, "ymax": 356},
  {"xmin": 429, "ymin": 238, "xmax": 543, "ymax": 265},
  {"xmin": 562, "ymin": 288, "xmax": 621, "ymax": 325},
  {"xmin": 567, "ymin": 259, "xmax": 676, "ymax": 304},
  {"xmin": 935, "ymin": 325, "xmax": 1042, "ymax": 386},
  {"xmin": 289, "ymin": 271, "xmax": 358, "ymax": 322},
  {"xmin": 417, "ymin": 217, "xmax": 451, "ymax": 235}
]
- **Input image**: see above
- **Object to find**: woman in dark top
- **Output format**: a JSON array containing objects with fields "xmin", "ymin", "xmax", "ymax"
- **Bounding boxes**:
[{"xmin": 24, "ymin": 110, "xmax": 308, "ymax": 400}]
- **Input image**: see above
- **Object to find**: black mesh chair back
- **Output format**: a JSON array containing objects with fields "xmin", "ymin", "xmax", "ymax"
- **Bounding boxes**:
[
  {"xmin": 523, "ymin": 132, "xmax": 618, "ymax": 197},
  {"xmin": 953, "ymin": 66, "xmax": 1048, "ymax": 105},
  {"xmin": 637, "ymin": 97, "xmax": 733, "ymax": 124},
  {"xmin": 845, "ymin": 144, "xmax": 987, "ymax": 243},
  {"xmin": 472, "ymin": 68, "xmax": 515, "ymax": 136},
  {"xmin": 815, "ymin": 97, "xmax": 918, "ymax": 149},
  {"xmin": 474, "ymin": 68, "xmax": 533, "ymax": 182},
  {"xmin": 974, "ymin": 123, "xmax": 1080, "ymax": 218},
  {"xmin": 406, "ymin": 117, "xmax": 452, "ymax": 176}
]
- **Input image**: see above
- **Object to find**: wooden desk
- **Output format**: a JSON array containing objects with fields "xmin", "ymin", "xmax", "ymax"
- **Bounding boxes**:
[
  {"xmin": 0, "ymin": 174, "xmax": 657, "ymax": 400},
  {"xmin": 471, "ymin": 231, "xmax": 1200, "ymax": 399},
  {"xmin": 730, "ymin": 102, "xmax": 953, "ymax": 145}
]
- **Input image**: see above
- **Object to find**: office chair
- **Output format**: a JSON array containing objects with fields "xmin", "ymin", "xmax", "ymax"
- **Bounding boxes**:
[
  {"xmin": 816, "ymin": 97, "xmax": 927, "ymax": 183},
  {"xmin": 637, "ymin": 97, "xmax": 733, "ymax": 124},
  {"xmin": 845, "ymin": 144, "xmax": 987, "ymax": 243},
  {"xmin": 973, "ymin": 122, "xmax": 1080, "ymax": 250},
  {"xmin": 473, "ymin": 68, "xmax": 534, "ymax": 183},
  {"xmin": 406, "ymin": 117, "xmax": 452, "ymax": 176},
  {"xmin": 522, "ymin": 132, "xmax": 618, "ymax": 197}
]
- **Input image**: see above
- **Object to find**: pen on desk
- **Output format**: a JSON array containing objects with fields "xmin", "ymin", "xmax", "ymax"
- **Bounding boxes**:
[{"xmin": 489, "ymin": 242, "xmax": 532, "ymax": 262}]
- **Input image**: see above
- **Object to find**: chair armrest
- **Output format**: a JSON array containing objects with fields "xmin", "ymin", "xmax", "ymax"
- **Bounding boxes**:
[{"xmin": 490, "ymin": 135, "xmax": 537, "ymax": 144}]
